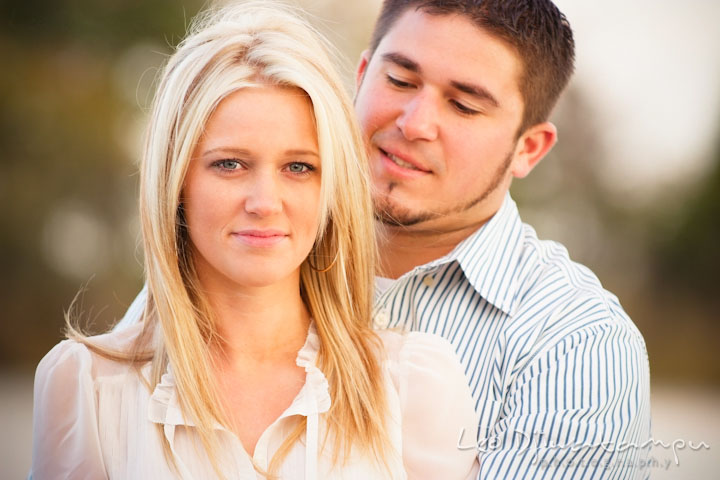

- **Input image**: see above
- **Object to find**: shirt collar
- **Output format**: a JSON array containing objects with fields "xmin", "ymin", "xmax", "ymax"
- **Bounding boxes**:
[{"xmin": 426, "ymin": 193, "xmax": 525, "ymax": 315}]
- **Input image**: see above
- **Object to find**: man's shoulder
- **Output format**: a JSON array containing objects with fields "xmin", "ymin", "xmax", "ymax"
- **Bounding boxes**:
[
  {"xmin": 515, "ymin": 224, "xmax": 605, "ymax": 298},
  {"xmin": 510, "ymin": 222, "xmax": 642, "ymax": 341}
]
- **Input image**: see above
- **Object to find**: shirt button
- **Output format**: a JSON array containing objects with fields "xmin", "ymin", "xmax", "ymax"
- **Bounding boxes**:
[
  {"xmin": 374, "ymin": 309, "xmax": 390, "ymax": 328},
  {"xmin": 423, "ymin": 275, "xmax": 435, "ymax": 287}
]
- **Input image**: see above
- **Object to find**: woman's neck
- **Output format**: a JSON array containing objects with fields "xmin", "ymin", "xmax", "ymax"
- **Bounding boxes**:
[{"xmin": 202, "ymin": 277, "xmax": 311, "ymax": 369}]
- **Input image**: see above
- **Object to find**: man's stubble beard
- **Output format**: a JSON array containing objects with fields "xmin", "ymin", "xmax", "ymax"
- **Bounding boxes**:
[{"xmin": 373, "ymin": 150, "xmax": 514, "ymax": 227}]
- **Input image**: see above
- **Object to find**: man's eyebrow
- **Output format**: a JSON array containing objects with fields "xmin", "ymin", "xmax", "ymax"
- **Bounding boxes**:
[
  {"xmin": 450, "ymin": 81, "xmax": 500, "ymax": 108},
  {"xmin": 381, "ymin": 52, "xmax": 421, "ymax": 73}
]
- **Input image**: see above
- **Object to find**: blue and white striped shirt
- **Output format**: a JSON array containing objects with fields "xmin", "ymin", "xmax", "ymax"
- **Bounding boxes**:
[{"xmin": 373, "ymin": 193, "xmax": 651, "ymax": 479}]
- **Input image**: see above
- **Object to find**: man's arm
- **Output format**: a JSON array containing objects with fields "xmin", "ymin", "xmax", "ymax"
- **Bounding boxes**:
[
  {"xmin": 472, "ymin": 284, "xmax": 652, "ymax": 480},
  {"xmin": 476, "ymin": 318, "xmax": 651, "ymax": 480}
]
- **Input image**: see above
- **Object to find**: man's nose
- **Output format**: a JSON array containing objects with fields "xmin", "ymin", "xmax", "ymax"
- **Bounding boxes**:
[
  {"xmin": 244, "ymin": 173, "xmax": 283, "ymax": 217},
  {"xmin": 396, "ymin": 90, "xmax": 439, "ymax": 141}
]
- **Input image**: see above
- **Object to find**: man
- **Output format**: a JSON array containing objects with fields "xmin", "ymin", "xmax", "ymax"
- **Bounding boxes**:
[
  {"xmin": 355, "ymin": 1, "xmax": 650, "ymax": 478},
  {"xmin": 120, "ymin": 1, "xmax": 651, "ymax": 477}
]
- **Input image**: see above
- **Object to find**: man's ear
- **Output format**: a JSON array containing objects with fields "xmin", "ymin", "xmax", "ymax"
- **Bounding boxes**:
[
  {"xmin": 511, "ymin": 121, "xmax": 557, "ymax": 178},
  {"xmin": 356, "ymin": 49, "xmax": 371, "ymax": 91}
]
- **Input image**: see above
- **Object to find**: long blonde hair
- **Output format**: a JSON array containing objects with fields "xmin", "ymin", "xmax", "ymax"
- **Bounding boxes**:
[{"xmin": 68, "ymin": 0, "xmax": 391, "ymax": 476}]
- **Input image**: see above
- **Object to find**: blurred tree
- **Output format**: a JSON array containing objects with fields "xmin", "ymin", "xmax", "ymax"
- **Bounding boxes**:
[
  {"xmin": 644, "ymin": 127, "xmax": 720, "ymax": 384},
  {"xmin": 0, "ymin": 0, "xmax": 199, "ymax": 48},
  {"xmin": 654, "ymin": 144, "xmax": 720, "ymax": 301},
  {"xmin": 0, "ymin": 0, "xmax": 204, "ymax": 366}
]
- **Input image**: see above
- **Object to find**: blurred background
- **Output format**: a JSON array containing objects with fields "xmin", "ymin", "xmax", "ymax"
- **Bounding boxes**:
[{"xmin": 1, "ymin": 0, "xmax": 718, "ymax": 477}]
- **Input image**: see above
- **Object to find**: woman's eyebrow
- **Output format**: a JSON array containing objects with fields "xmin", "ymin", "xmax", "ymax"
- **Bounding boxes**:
[
  {"xmin": 199, "ymin": 147, "xmax": 319, "ymax": 158},
  {"xmin": 199, "ymin": 147, "xmax": 252, "ymax": 157},
  {"xmin": 284, "ymin": 149, "xmax": 320, "ymax": 158}
]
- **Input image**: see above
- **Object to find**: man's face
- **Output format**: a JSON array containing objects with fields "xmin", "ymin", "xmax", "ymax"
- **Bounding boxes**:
[{"xmin": 355, "ymin": 9, "xmax": 526, "ymax": 231}]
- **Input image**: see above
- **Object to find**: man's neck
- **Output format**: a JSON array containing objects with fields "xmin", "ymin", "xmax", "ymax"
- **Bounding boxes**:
[{"xmin": 376, "ymin": 215, "xmax": 492, "ymax": 279}]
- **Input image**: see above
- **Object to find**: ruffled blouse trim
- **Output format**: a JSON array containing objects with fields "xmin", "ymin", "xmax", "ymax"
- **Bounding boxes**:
[
  {"xmin": 148, "ymin": 365, "xmax": 192, "ymax": 426},
  {"xmin": 147, "ymin": 322, "xmax": 331, "ymax": 427},
  {"xmin": 288, "ymin": 322, "xmax": 332, "ymax": 416}
]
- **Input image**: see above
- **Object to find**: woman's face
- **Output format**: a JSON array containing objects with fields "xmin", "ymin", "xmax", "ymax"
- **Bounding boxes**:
[{"xmin": 183, "ymin": 86, "xmax": 322, "ymax": 293}]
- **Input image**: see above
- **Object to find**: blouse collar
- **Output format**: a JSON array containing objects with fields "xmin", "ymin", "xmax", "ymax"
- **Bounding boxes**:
[{"xmin": 147, "ymin": 322, "xmax": 331, "ymax": 428}]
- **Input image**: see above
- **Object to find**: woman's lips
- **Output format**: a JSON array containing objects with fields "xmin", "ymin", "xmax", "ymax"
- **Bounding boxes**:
[{"xmin": 232, "ymin": 230, "xmax": 288, "ymax": 247}]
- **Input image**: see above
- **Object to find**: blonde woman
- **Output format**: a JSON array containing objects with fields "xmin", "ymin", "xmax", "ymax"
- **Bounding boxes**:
[{"xmin": 30, "ymin": 2, "xmax": 479, "ymax": 478}]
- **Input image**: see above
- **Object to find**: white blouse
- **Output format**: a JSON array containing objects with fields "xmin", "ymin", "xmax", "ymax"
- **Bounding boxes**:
[{"xmin": 31, "ymin": 323, "xmax": 479, "ymax": 479}]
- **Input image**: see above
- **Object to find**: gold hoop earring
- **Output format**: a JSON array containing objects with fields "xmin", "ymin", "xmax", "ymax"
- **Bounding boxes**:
[{"xmin": 307, "ymin": 248, "xmax": 339, "ymax": 273}]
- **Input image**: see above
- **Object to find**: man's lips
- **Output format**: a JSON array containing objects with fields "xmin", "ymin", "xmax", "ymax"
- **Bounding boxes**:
[
  {"xmin": 378, "ymin": 148, "xmax": 432, "ymax": 175},
  {"xmin": 232, "ymin": 229, "xmax": 288, "ymax": 247}
]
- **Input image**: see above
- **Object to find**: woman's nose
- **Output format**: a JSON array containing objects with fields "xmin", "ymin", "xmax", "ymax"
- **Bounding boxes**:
[{"xmin": 244, "ymin": 173, "xmax": 283, "ymax": 217}]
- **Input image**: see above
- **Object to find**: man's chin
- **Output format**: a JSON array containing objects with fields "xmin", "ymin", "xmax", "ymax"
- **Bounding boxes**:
[{"xmin": 373, "ymin": 201, "xmax": 436, "ymax": 227}]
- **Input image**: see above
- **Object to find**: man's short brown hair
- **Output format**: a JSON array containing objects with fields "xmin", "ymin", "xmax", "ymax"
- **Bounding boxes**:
[{"xmin": 368, "ymin": 0, "xmax": 575, "ymax": 134}]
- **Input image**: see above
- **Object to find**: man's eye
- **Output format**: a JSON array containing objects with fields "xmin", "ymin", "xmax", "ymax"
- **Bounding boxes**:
[
  {"xmin": 386, "ymin": 74, "xmax": 413, "ymax": 89},
  {"xmin": 451, "ymin": 100, "xmax": 480, "ymax": 116}
]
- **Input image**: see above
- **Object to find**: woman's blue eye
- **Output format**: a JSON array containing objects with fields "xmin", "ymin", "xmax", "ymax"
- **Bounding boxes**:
[
  {"xmin": 288, "ymin": 162, "xmax": 312, "ymax": 173},
  {"xmin": 218, "ymin": 160, "xmax": 240, "ymax": 170}
]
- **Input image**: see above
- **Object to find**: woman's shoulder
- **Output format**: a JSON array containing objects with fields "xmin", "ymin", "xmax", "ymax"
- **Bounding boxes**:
[
  {"xmin": 32, "ymin": 325, "xmax": 147, "ymax": 479},
  {"xmin": 36, "ymin": 338, "xmax": 91, "ymax": 379},
  {"xmin": 36, "ymin": 322, "xmax": 145, "ymax": 383}
]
